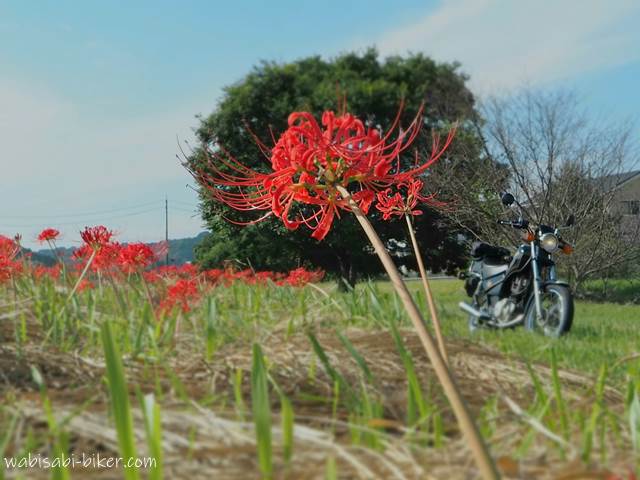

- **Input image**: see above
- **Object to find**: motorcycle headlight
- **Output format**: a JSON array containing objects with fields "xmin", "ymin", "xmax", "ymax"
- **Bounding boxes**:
[{"xmin": 540, "ymin": 233, "xmax": 559, "ymax": 253}]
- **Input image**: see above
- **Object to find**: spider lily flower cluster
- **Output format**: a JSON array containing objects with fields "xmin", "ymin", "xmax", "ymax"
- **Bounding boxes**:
[
  {"xmin": 37, "ymin": 228, "xmax": 60, "ymax": 243},
  {"xmin": 0, "ymin": 235, "xmax": 21, "ymax": 282},
  {"xmin": 189, "ymin": 105, "xmax": 455, "ymax": 239},
  {"xmin": 0, "ymin": 226, "xmax": 325, "ymax": 315},
  {"xmin": 375, "ymin": 178, "xmax": 445, "ymax": 220}
]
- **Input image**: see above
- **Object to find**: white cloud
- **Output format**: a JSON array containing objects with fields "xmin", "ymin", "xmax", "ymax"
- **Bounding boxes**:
[
  {"xmin": 0, "ymin": 80, "xmax": 209, "ymax": 249},
  {"xmin": 373, "ymin": 0, "xmax": 640, "ymax": 93}
]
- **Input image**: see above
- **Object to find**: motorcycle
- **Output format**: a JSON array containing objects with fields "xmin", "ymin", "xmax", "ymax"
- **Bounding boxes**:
[{"xmin": 458, "ymin": 192, "xmax": 575, "ymax": 337}]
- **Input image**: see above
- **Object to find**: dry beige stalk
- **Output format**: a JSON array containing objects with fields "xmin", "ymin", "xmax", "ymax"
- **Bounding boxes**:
[
  {"xmin": 337, "ymin": 185, "xmax": 499, "ymax": 480},
  {"xmin": 404, "ymin": 214, "xmax": 449, "ymax": 365}
]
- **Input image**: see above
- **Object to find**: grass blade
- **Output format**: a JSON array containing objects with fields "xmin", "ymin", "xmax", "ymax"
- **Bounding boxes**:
[
  {"xmin": 251, "ymin": 344, "xmax": 272, "ymax": 479},
  {"xmin": 138, "ymin": 391, "xmax": 163, "ymax": 480},
  {"xmin": 101, "ymin": 321, "xmax": 139, "ymax": 480},
  {"xmin": 308, "ymin": 333, "xmax": 353, "ymax": 403},
  {"xmin": 550, "ymin": 348, "xmax": 569, "ymax": 442},
  {"xmin": 281, "ymin": 394, "xmax": 294, "ymax": 464},
  {"xmin": 337, "ymin": 332, "xmax": 374, "ymax": 383},
  {"xmin": 388, "ymin": 317, "xmax": 427, "ymax": 425}
]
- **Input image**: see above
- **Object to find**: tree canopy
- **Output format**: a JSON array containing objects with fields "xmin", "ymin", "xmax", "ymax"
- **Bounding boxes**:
[{"xmin": 189, "ymin": 49, "xmax": 482, "ymax": 284}]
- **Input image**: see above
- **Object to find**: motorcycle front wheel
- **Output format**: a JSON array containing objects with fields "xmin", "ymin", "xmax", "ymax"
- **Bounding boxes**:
[{"xmin": 524, "ymin": 284, "xmax": 574, "ymax": 337}]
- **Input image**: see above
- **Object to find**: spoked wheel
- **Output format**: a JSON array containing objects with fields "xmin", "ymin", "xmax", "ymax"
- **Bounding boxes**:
[{"xmin": 524, "ymin": 284, "xmax": 574, "ymax": 337}]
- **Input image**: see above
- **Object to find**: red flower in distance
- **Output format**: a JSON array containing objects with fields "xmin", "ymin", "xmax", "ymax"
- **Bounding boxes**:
[
  {"xmin": 146, "ymin": 264, "xmax": 198, "ymax": 281},
  {"xmin": 118, "ymin": 243, "xmax": 155, "ymax": 273},
  {"xmin": 80, "ymin": 225, "xmax": 114, "ymax": 249},
  {"xmin": 189, "ymin": 103, "xmax": 456, "ymax": 240},
  {"xmin": 375, "ymin": 179, "xmax": 444, "ymax": 220},
  {"xmin": 159, "ymin": 279, "xmax": 200, "ymax": 313},
  {"xmin": 0, "ymin": 235, "xmax": 21, "ymax": 283},
  {"xmin": 72, "ymin": 243, "xmax": 117, "ymax": 271},
  {"xmin": 283, "ymin": 267, "xmax": 325, "ymax": 287},
  {"xmin": 76, "ymin": 278, "xmax": 94, "ymax": 293},
  {"xmin": 33, "ymin": 265, "xmax": 61, "ymax": 280},
  {"xmin": 74, "ymin": 227, "xmax": 120, "ymax": 273},
  {"xmin": 0, "ymin": 235, "xmax": 19, "ymax": 260},
  {"xmin": 37, "ymin": 228, "xmax": 60, "ymax": 243}
]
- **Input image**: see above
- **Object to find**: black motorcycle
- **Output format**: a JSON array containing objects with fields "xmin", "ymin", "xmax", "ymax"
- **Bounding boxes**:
[{"xmin": 459, "ymin": 192, "xmax": 575, "ymax": 337}]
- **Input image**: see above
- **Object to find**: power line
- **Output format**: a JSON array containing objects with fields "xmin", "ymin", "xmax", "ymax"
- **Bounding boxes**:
[
  {"xmin": 169, "ymin": 206, "xmax": 198, "ymax": 213},
  {"xmin": 0, "ymin": 207, "xmax": 163, "ymax": 229},
  {"xmin": 171, "ymin": 199, "xmax": 199, "ymax": 208},
  {"xmin": 0, "ymin": 201, "xmax": 163, "ymax": 219}
]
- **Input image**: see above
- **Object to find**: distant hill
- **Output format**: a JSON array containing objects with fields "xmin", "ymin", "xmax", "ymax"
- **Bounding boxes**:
[
  {"xmin": 30, "ymin": 232, "xmax": 209, "ymax": 266},
  {"xmin": 18, "ymin": 249, "xmax": 58, "ymax": 266},
  {"xmin": 164, "ymin": 232, "xmax": 208, "ymax": 265}
]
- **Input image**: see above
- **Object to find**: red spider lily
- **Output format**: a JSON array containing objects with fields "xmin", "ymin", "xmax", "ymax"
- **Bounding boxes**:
[
  {"xmin": 201, "ymin": 267, "xmax": 244, "ymax": 286},
  {"xmin": 159, "ymin": 279, "xmax": 200, "ymax": 313},
  {"xmin": 0, "ymin": 257, "xmax": 19, "ymax": 283},
  {"xmin": 118, "ymin": 243, "xmax": 155, "ymax": 273},
  {"xmin": 0, "ymin": 234, "xmax": 20, "ymax": 260},
  {"xmin": 202, "ymin": 268, "xmax": 225, "ymax": 284},
  {"xmin": 142, "ymin": 264, "xmax": 195, "ymax": 284},
  {"xmin": 73, "ymin": 226, "xmax": 122, "ymax": 273},
  {"xmin": 76, "ymin": 278, "xmax": 94, "ymax": 292},
  {"xmin": 375, "ymin": 178, "xmax": 445, "ymax": 220},
  {"xmin": 145, "ymin": 264, "xmax": 198, "ymax": 281},
  {"xmin": 73, "ymin": 242, "xmax": 122, "ymax": 273},
  {"xmin": 250, "ymin": 270, "xmax": 284, "ymax": 285},
  {"xmin": 282, "ymin": 267, "xmax": 325, "ymax": 287},
  {"xmin": 149, "ymin": 240, "xmax": 169, "ymax": 260},
  {"xmin": 80, "ymin": 225, "xmax": 114, "ymax": 249},
  {"xmin": 189, "ymin": 104, "xmax": 456, "ymax": 240},
  {"xmin": 37, "ymin": 228, "xmax": 60, "ymax": 243},
  {"xmin": 142, "ymin": 269, "xmax": 163, "ymax": 284},
  {"xmin": 32, "ymin": 265, "xmax": 61, "ymax": 280},
  {"xmin": 0, "ymin": 235, "xmax": 21, "ymax": 283}
]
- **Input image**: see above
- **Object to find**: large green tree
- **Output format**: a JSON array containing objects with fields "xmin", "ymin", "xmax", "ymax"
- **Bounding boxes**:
[{"xmin": 190, "ymin": 49, "xmax": 482, "ymax": 284}]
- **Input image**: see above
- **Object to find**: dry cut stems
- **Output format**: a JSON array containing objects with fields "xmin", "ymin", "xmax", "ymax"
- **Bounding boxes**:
[
  {"xmin": 337, "ymin": 185, "xmax": 499, "ymax": 480},
  {"xmin": 404, "ymin": 214, "xmax": 449, "ymax": 365}
]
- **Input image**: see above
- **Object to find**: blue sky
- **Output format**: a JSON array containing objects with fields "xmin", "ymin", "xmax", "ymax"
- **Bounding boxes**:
[{"xmin": 2, "ymin": 0, "xmax": 639, "ymax": 249}]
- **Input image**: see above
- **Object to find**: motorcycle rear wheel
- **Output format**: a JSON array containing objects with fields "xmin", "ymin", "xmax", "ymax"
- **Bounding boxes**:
[{"xmin": 524, "ymin": 284, "xmax": 574, "ymax": 337}]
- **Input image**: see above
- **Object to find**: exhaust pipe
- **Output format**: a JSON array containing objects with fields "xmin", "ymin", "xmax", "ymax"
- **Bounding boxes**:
[
  {"xmin": 459, "ymin": 302, "xmax": 525, "ymax": 328},
  {"xmin": 459, "ymin": 302, "xmax": 490, "ymax": 319}
]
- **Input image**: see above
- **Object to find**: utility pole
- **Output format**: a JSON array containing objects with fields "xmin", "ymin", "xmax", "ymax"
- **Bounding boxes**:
[{"xmin": 165, "ymin": 196, "xmax": 169, "ymax": 266}]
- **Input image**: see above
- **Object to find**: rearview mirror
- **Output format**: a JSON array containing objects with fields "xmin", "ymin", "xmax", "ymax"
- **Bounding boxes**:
[
  {"xmin": 565, "ymin": 214, "xmax": 575, "ymax": 227},
  {"xmin": 500, "ymin": 192, "xmax": 515, "ymax": 207}
]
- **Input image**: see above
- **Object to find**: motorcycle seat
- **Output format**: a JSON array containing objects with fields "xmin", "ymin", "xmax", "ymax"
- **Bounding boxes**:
[{"xmin": 471, "ymin": 241, "xmax": 511, "ymax": 261}]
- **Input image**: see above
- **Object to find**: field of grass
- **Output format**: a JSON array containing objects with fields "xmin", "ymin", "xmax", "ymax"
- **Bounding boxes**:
[
  {"xmin": 396, "ymin": 279, "xmax": 640, "ymax": 382},
  {"xmin": 1, "ymin": 272, "xmax": 640, "ymax": 478},
  {"xmin": 579, "ymin": 278, "xmax": 640, "ymax": 305}
]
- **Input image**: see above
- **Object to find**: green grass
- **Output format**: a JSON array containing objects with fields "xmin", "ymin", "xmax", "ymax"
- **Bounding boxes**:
[
  {"xmin": 374, "ymin": 279, "xmax": 640, "ymax": 382},
  {"xmin": 2, "ymin": 272, "xmax": 640, "ymax": 476},
  {"xmin": 580, "ymin": 278, "xmax": 640, "ymax": 304}
]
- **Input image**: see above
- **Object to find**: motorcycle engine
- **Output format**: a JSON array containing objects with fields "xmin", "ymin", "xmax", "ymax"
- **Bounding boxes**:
[
  {"xmin": 510, "ymin": 275, "xmax": 529, "ymax": 297},
  {"xmin": 493, "ymin": 298, "xmax": 518, "ymax": 325}
]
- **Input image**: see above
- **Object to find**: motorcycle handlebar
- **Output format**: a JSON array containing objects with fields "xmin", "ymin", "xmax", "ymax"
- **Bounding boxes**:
[{"xmin": 497, "ymin": 219, "xmax": 529, "ymax": 229}]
